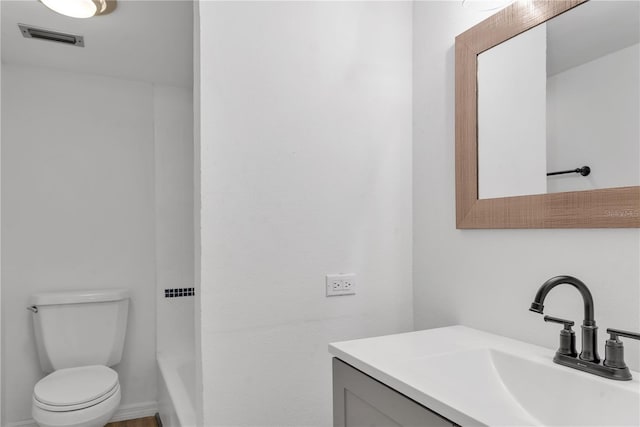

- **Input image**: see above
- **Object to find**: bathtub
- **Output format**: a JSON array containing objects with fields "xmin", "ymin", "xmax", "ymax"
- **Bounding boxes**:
[{"xmin": 158, "ymin": 355, "xmax": 197, "ymax": 427}]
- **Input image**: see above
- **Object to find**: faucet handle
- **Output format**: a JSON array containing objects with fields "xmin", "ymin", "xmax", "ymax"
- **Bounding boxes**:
[
  {"xmin": 544, "ymin": 315, "xmax": 574, "ymax": 328},
  {"xmin": 606, "ymin": 328, "xmax": 640, "ymax": 341},
  {"xmin": 544, "ymin": 315, "xmax": 577, "ymax": 357},
  {"xmin": 604, "ymin": 328, "xmax": 640, "ymax": 370}
]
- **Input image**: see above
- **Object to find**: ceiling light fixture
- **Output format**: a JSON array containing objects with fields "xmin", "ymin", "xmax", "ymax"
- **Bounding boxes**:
[{"xmin": 39, "ymin": 0, "xmax": 107, "ymax": 19}]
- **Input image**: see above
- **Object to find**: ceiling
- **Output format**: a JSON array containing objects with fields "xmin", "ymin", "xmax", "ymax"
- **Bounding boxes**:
[{"xmin": 1, "ymin": 0, "xmax": 193, "ymax": 87}]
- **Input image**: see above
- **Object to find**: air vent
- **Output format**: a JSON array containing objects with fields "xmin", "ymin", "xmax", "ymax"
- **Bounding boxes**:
[{"xmin": 18, "ymin": 24, "xmax": 84, "ymax": 47}]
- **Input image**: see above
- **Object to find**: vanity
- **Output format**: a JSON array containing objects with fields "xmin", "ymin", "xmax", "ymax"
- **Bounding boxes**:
[{"xmin": 329, "ymin": 326, "xmax": 640, "ymax": 426}]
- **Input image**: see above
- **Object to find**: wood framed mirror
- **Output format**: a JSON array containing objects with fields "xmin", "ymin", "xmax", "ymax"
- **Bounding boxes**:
[{"xmin": 455, "ymin": 0, "xmax": 640, "ymax": 228}]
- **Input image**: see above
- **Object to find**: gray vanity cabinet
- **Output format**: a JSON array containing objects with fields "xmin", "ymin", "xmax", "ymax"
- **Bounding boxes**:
[{"xmin": 332, "ymin": 358, "xmax": 458, "ymax": 427}]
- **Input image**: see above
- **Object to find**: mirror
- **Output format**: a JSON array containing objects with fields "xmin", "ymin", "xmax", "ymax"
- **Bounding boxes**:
[
  {"xmin": 455, "ymin": 0, "xmax": 640, "ymax": 228},
  {"xmin": 477, "ymin": 0, "xmax": 639, "ymax": 199}
]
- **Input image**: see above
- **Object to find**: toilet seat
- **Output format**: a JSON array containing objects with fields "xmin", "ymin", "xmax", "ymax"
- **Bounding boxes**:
[
  {"xmin": 32, "ymin": 382, "xmax": 121, "ymax": 427},
  {"xmin": 33, "ymin": 365, "xmax": 119, "ymax": 412}
]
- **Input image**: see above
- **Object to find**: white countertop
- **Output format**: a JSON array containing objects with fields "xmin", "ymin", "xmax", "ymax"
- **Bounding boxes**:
[{"xmin": 329, "ymin": 326, "xmax": 640, "ymax": 426}]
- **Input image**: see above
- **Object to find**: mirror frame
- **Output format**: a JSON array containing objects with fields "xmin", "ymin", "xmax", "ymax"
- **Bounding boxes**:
[{"xmin": 455, "ymin": 0, "xmax": 640, "ymax": 229}]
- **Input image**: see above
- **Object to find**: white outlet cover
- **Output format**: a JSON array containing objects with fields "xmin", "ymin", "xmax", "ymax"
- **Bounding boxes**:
[{"xmin": 326, "ymin": 273, "xmax": 356, "ymax": 297}]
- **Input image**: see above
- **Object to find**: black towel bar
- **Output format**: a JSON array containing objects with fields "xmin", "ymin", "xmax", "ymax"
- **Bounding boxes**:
[{"xmin": 547, "ymin": 166, "xmax": 591, "ymax": 177}]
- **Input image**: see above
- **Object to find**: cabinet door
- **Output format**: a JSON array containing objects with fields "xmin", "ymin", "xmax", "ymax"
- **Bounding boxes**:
[{"xmin": 333, "ymin": 358, "xmax": 456, "ymax": 427}]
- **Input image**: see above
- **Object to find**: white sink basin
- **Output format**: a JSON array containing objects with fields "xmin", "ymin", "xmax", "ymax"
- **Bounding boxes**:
[
  {"xmin": 493, "ymin": 349, "xmax": 639, "ymax": 426},
  {"xmin": 416, "ymin": 348, "xmax": 640, "ymax": 426},
  {"xmin": 329, "ymin": 326, "xmax": 640, "ymax": 426}
]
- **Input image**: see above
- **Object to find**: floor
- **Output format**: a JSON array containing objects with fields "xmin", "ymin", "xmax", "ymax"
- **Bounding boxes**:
[{"xmin": 106, "ymin": 416, "xmax": 159, "ymax": 427}]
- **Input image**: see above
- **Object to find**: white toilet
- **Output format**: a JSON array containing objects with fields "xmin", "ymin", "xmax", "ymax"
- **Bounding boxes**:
[{"xmin": 28, "ymin": 289, "xmax": 130, "ymax": 427}]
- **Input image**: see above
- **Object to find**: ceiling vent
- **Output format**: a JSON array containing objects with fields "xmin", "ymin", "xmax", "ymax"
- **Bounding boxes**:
[{"xmin": 18, "ymin": 24, "xmax": 84, "ymax": 47}]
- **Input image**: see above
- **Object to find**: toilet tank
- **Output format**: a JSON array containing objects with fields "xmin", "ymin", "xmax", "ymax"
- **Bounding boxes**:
[{"xmin": 29, "ymin": 289, "xmax": 130, "ymax": 373}]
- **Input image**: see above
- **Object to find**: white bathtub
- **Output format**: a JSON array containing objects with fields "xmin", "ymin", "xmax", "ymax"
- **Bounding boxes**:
[{"xmin": 158, "ymin": 355, "xmax": 197, "ymax": 427}]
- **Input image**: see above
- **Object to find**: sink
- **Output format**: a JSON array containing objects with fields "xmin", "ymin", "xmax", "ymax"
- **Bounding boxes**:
[
  {"xmin": 329, "ymin": 326, "xmax": 640, "ymax": 426},
  {"xmin": 410, "ymin": 348, "xmax": 640, "ymax": 426},
  {"xmin": 491, "ymin": 349, "xmax": 640, "ymax": 426}
]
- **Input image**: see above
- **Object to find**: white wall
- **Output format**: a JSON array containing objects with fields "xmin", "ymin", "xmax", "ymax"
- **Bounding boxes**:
[
  {"xmin": 547, "ymin": 43, "xmax": 640, "ymax": 193},
  {"xmin": 198, "ymin": 1, "xmax": 413, "ymax": 425},
  {"xmin": 1, "ymin": 65, "xmax": 158, "ymax": 424},
  {"xmin": 154, "ymin": 85, "xmax": 195, "ymax": 358},
  {"xmin": 413, "ymin": 1, "xmax": 640, "ymax": 372},
  {"xmin": 478, "ymin": 23, "xmax": 548, "ymax": 199}
]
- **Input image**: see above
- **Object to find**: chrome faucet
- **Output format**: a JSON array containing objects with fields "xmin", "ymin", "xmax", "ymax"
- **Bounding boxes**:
[{"xmin": 530, "ymin": 275, "xmax": 639, "ymax": 381}]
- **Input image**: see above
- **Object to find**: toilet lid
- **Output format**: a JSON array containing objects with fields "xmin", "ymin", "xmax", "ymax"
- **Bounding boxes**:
[{"xmin": 34, "ymin": 365, "xmax": 118, "ymax": 408}]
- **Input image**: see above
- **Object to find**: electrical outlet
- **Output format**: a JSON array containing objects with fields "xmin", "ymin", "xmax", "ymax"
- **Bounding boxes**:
[
  {"xmin": 342, "ymin": 276, "xmax": 355, "ymax": 291},
  {"xmin": 326, "ymin": 273, "xmax": 356, "ymax": 297},
  {"xmin": 329, "ymin": 278, "xmax": 342, "ymax": 292}
]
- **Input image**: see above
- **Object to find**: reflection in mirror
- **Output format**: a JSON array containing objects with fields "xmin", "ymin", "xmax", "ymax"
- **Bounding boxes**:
[{"xmin": 477, "ymin": 0, "xmax": 639, "ymax": 200}]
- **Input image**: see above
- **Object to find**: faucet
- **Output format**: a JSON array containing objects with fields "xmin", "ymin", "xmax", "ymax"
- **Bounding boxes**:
[
  {"xmin": 530, "ymin": 275, "xmax": 640, "ymax": 380},
  {"xmin": 529, "ymin": 275, "xmax": 599, "ymax": 363}
]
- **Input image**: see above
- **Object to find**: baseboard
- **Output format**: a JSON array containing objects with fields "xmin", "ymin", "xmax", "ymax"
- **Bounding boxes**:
[
  {"xmin": 6, "ymin": 401, "xmax": 158, "ymax": 427},
  {"xmin": 109, "ymin": 401, "xmax": 159, "ymax": 422}
]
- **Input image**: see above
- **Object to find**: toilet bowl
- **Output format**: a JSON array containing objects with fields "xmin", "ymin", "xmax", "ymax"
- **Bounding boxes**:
[{"xmin": 32, "ymin": 365, "xmax": 121, "ymax": 427}]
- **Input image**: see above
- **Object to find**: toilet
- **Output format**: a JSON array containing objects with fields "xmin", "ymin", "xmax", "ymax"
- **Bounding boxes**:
[{"xmin": 28, "ymin": 289, "xmax": 130, "ymax": 427}]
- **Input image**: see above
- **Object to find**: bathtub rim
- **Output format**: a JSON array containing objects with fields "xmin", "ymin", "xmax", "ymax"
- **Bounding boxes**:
[{"xmin": 157, "ymin": 353, "xmax": 196, "ymax": 427}]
